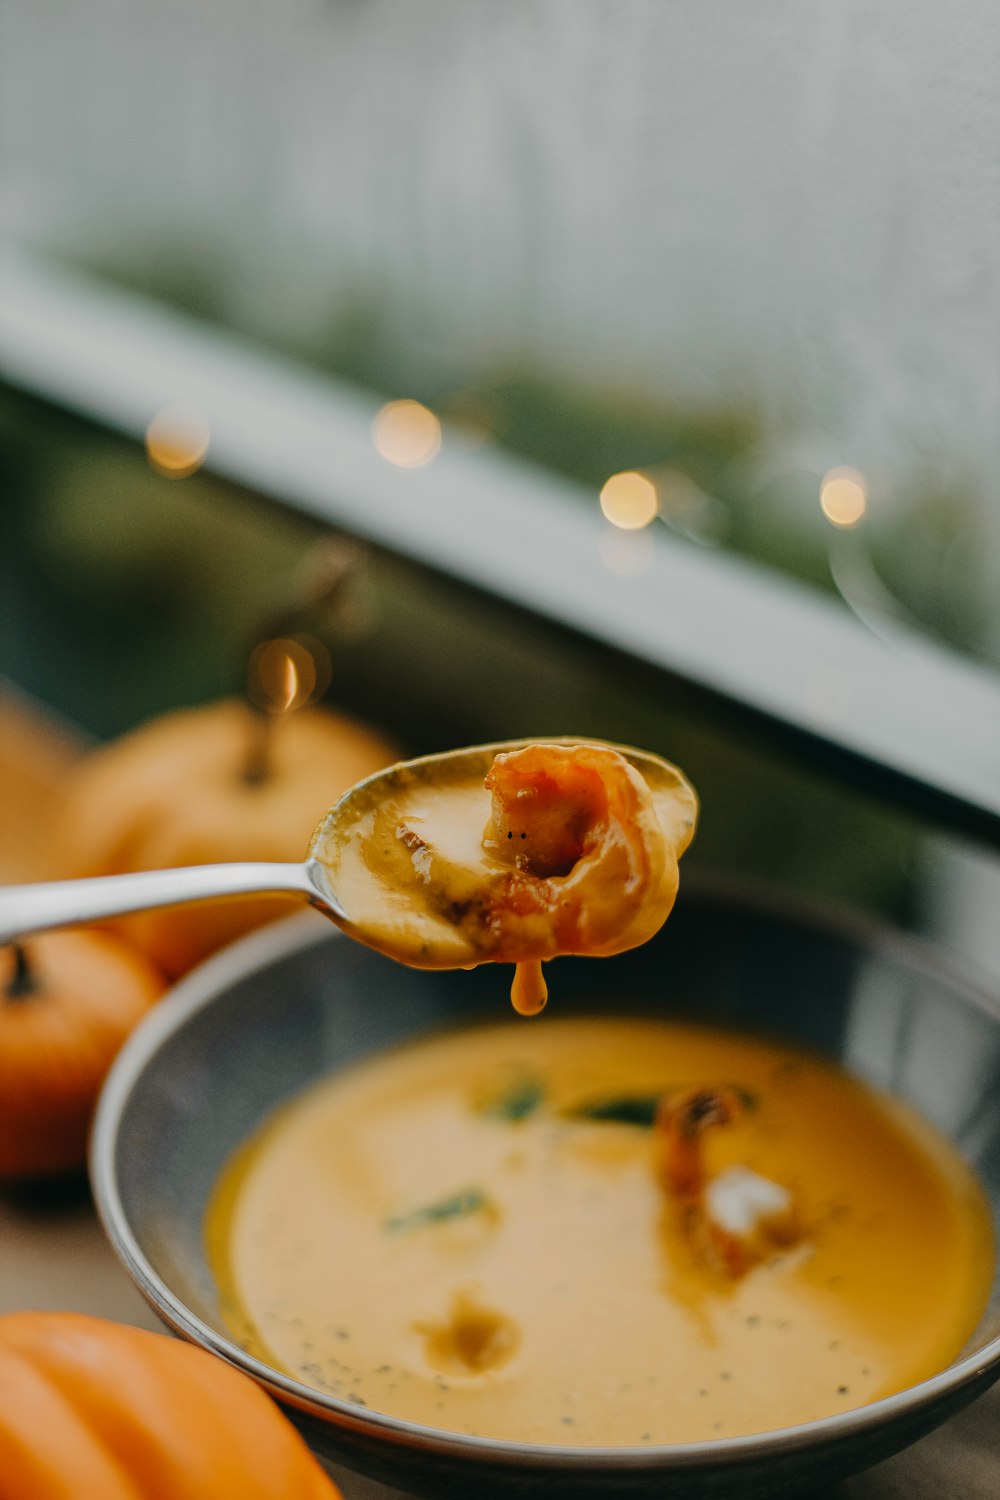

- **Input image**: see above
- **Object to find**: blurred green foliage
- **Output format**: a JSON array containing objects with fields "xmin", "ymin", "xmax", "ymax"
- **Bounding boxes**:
[{"xmin": 51, "ymin": 241, "xmax": 1000, "ymax": 663}]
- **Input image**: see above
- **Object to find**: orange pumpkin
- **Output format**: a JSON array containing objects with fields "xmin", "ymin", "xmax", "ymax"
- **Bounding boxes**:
[
  {"xmin": 0, "ymin": 1311, "xmax": 340, "ymax": 1499},
  {"xmin": 60, "ymin": 700, "xmax": 399, "ymax": 977},
  {"xmin": 0, "ymin": 933, "xmax": 165, "ymax": 1179}
]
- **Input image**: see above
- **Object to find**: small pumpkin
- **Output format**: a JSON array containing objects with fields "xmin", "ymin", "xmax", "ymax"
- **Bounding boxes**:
[
  {"xmin": 0, "ymin": 1311, "xmax": 340, "ymax": 1499},
  {"xmin": 0, "ymin": 933, "xmax": 165, "ymax": 1179},
  {"xmin": 60, "ymin": 700, "xmax": 399, "ymax": 978}
]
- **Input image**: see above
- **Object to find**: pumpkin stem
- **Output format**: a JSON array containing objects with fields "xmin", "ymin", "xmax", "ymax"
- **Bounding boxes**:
[
  {"xmin": 5, "ymin": 944, "xmax": 38, "ymax": 1001},
  {"xmin": 242, "ymin": 703, "xmax": 274, "ymax": 787}
]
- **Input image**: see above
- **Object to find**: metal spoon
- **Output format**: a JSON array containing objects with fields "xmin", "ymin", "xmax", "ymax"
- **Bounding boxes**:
[
  {"xmin": 0, "ymin": 739, "xmax": 697, "ymax": 950},
  {"xmin": 0, "ymin": 857, "xmax": 338, "ymax": 949}
]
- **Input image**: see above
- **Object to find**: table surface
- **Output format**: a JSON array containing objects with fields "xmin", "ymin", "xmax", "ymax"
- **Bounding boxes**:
[{"xmin": 1, "ymin": 686, "xmax": 998, "ymax": 1498}]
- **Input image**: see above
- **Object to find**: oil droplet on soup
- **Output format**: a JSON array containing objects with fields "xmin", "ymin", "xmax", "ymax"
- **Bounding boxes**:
[{"xmin": 206, "ymin": 1018, "xmax": 994, "ymax": 1446}]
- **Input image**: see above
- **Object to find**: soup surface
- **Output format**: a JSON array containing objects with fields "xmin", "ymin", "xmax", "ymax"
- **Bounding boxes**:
[{"xmin": 207, "ymin": 1018, "xmax": 993, "ymax": 1445}]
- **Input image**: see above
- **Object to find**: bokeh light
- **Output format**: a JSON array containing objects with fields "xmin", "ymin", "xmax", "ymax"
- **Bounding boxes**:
[
  {"xmin": 599, "ymin": 470, "xmax": 659, "ymax": 530},
  {"xmin": 145, "ymin": 406, "xmax": 210, "ymax": 478},
  {"xmin": 372, "ymin": 399, "xmax": 442, "ymax": 468},
  {"xmin": 820, "ymin": 467, "xmax": 867, "ymax": 528},
  {"xmin": 247, "ymin": 635, "xmax": 332, "ymax": 714}
]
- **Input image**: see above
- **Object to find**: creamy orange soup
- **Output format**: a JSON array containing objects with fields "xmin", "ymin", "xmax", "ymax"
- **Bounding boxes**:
[{"xmin": 207, "ymin": 1017, "xmax": 993, "ymax": 1446}]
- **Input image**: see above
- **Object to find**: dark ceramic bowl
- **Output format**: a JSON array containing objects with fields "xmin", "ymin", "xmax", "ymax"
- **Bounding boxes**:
[{"xmin": 91, "ymin": 881, "xmax": 1000, "ymax": 1499}]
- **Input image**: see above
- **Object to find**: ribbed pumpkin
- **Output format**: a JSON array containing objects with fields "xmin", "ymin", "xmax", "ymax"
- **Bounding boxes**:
[
  {"xmin": 60, "ymin": 700, "xmax": 399, "ymax": 978},
  {"xmin": 0, "ymin": 1312, "xmax": 340, "ymax": 1500},
  {"xmin": 0, "ymin": 933, "xmax": 165, "ymax": 1179}
]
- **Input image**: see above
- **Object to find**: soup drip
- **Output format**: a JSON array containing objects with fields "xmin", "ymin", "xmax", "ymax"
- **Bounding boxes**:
[{"xmin": 510, "ymin": 960, "xmax": 548, "ymax": 1016}]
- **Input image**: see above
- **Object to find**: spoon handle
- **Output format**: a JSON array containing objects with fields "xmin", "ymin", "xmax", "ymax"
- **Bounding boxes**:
[{"xmin": 0, "ymin": 862, "xmax": 315, "ymax": 946}]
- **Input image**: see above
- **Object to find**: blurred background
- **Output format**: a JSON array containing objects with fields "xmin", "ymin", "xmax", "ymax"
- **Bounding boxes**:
[{"xmin": 3, "ymin": 0, "xmax": 1000, "ymax": 975}]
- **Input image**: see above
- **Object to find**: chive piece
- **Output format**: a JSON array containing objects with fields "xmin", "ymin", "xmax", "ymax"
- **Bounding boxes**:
[
  {"xmin": 385, "ymin": 1187, "xmax": 491, "ymax": 1233},
  {"xmin": 566, "ymin": 1094, "xmax": 664, "ymax": 1127},
  {"xmin": 479, "ymin": 1075, "xmax": 546, "ymax": 1122}
]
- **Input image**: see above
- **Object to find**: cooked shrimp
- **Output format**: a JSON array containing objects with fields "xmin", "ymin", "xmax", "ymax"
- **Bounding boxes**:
[
  {"xmin": 479, "ymin": 744, "xmax": 675, "ymax": 1010},
  {"xmin": 656, "ymin": 1087, "xmax": 745, "ymax": 1200},
  {"xmin": 656, "ymin": 1086, "xmax": 801, "ymax": 1277},
  {"xmin": 481, "ymin": 742, "xmax": 674, "ymax": 959}
]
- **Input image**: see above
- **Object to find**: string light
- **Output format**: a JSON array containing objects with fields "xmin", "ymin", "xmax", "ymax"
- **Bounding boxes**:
[
  {"xmin": 145, "ymin": 406, "xmax": 210, "ymax": 478},
  {"xmin": 820, "ymin": 467, "xmax": 867, "ymax": 528},
  {"xmin": 247, "ymin": 636, "xmax": 332, "ymax": 715},
  {"xmin": 372, "ymin": 399, "xmax": 442, "ymax": 468},
  {"xmin": 599, "ymin": 471, "xmax": 659, "ymax": 530}
]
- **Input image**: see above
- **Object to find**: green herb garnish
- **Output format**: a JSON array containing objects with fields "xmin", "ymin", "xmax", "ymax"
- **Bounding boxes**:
[
  {"xmin": 566, "ymin": 1093, "xmax": 663, "ymax": 1127},
  {"xmin": 385, "ymin": 1187, "xmax": 492, "ymax": 1234},
  {"xmin": 478, "ymin": 1075, "xmax": 546, "ymax": 1122}
]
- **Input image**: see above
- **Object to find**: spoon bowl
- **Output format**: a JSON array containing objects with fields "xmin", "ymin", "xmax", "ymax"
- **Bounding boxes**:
[{"xmin": 0, "ymin": 739, "xmax": 695, "ymax": 955}]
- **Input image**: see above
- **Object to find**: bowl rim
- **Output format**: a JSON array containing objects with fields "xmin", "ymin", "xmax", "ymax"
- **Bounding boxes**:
[{"xmin": 91, "ymin": 877, "xmax": 1000, "ymax": 1473}]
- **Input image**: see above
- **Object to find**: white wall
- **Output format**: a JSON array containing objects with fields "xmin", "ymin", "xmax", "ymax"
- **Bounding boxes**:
[{"xmin": 3, "ymin": 0, "xmax": 1000, "ymax": 498}]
